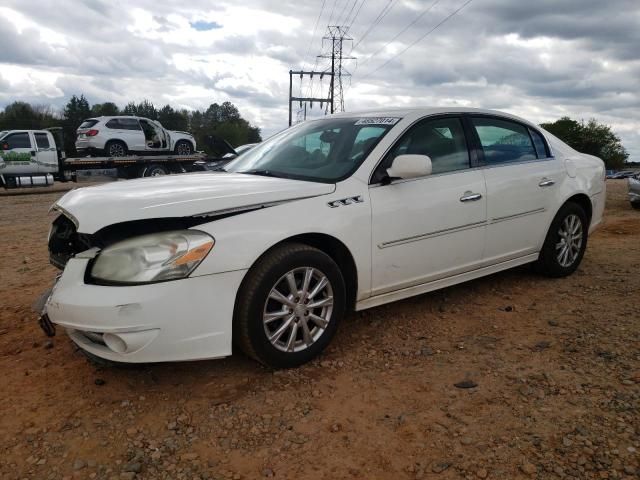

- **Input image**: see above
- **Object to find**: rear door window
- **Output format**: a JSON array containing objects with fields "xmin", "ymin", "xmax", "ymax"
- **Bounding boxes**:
[
  {"xmin": 119, "ymin": 118, "xmax": 142, "ymax": 130},
  {"xmin": 34, "ymin": 133, "xmax": 50, "ymax": 149},
  {"xmin": 105, "ymin": 119, "xmax": 121, "ymax": 129},
  {"xmin": 471, "ymin": 117, "xmax": 537, "ymax": 165}
]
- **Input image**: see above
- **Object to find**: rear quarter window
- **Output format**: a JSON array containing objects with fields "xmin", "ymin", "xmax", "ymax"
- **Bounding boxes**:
[
  {"xmin": 105, "ymin": 119, "xmax": 121, "ymax": 129},
  {"xmin": 79, "ymin": 119, "xmax": 99, "ymax": 129},
  {"xmin": 529, "ymin": 128, "xmax": 550, "ymax": 158}
]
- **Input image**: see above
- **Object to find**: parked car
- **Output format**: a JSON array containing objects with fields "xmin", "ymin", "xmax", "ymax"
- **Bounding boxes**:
[
  {"xmin": 75, "ymin": 116, "xmax": 196, "ymax": 157},
  {"xmin": 629, "ymin": 174, "xmax": 640, "ymax": 209},
  {"xmin": 44, "ymin": 107, "xmax": 605, "ymax": 368},
  {"xmin": 611, "ymin": 170, "xmax": 636, "ymax": 179},
  {"xmin": 605, "ymin": 169, "xmax": 617, "ymax": 179},
  {"xmin": 228, "ymin": 143, "xmax": 258, "ymax": 157}
]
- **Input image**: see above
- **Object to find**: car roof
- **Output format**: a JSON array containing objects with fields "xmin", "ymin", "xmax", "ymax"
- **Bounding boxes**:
[{"xmin": 329, "ymin": 106, "xmax": 540, "ymax": 128}]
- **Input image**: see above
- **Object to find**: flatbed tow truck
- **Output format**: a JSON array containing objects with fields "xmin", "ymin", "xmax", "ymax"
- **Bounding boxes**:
[{"xmin": 0, "ymin": 127, "xmax": 233, "ymax": 189}]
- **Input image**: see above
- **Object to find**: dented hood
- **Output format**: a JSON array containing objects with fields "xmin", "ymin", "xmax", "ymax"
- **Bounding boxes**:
[{"xmin": 54, "ymin": 172, "xmax": 335, "ymax": 234}]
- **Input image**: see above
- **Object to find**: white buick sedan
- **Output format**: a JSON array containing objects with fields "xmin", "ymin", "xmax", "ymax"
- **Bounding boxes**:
[{"xmin": 45, "ymin": 108, "xmax": 605, "ymax": 368}]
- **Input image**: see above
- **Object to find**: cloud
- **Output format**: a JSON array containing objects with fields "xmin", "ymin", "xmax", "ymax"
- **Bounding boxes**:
[{"xmin": 0, "ymin": 0, "xmax": 638, "ymax": 158}]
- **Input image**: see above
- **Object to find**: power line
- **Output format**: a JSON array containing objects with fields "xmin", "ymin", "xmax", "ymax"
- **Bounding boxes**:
[
  {"xmin": 359, "ymin": 0, "xmax": 474, "ymax": 80},
  {"xmin": 357, "ymin": 0, "xmax": 440, "ymax": 68},
  {"xmin": 351, "ymin": 0, "xmax": 398, "ymax": 50},
  {"xmin": 335, "ymin": 0, "xmax": 353, "ymax": 27},
  {"xmin": 301, "ymin": 0, "xmax": 327, "ymax": 71},
  {"xmin": 326, "ymin": 0, "xmax": 341, "ymax": 27},
  {"xmin": 337, "ymin": 0, "xmax": 359, "ymax": 27},
  {"xmin": 346, "ymin": 0, "xmax": 366, "ymax": 30}
]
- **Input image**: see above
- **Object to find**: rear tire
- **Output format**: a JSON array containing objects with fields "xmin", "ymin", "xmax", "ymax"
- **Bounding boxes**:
[
  {"xmin": 175, "ymin": 140, "xmax": 193, "ymax": 156},
  {"xmin": 534, "ymin": 202, "xmax": 588, "ymax": 277},
  {"xmin": 141, "ymin": 164, "xmax": 169, "ymax": 177},
  {"xmin": 631, "ymin": 202, "xmax": 640, "ymax": 210},
  {"xmin": 105, "ymin": 140, "xmax": 127, "ymax": 157},
  {"xmin": 234, "ymin": 243, "xmax": 346, "ymax": 368}
]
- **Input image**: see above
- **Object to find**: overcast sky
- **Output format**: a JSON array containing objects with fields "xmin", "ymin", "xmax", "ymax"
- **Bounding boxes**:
[{"xmin": 0, "ymin": 0, "xmax": 638, "ymax": 158}]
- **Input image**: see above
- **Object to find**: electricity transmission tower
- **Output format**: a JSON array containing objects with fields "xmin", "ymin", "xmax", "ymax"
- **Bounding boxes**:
[
  {"xmin": 288, "ymin": 26, "xmax": 355, "ymax": 125},
  {"xmin": 318, "ymin": 26, "xmax": 355, "ymax": 114}
]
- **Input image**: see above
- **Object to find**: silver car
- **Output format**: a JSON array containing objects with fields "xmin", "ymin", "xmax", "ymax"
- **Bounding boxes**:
[{"xmin": 629, "ymin": 174, "xmax": 640, "ymax": 210}]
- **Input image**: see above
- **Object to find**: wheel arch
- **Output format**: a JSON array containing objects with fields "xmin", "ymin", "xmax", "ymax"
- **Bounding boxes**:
[
  {"xmin": 174, "ymin": 138, "xmax": 194, "ymax": 151},
  {"xmin": 563, "ymin": 192, "xmax": 593, "ymax": 225},
  {"xmin": 237, "ymin": 232, "xmax": 359, "ymax": 312},
  {"xmin": 104, "ymin": 138, "xmax": 129, "ymax": 151}
]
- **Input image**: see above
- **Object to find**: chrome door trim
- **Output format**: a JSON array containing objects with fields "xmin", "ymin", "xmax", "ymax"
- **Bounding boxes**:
[
  {"xmin": 378, "ymin": 220, "xmax": 486, "ymax": 249},
  {"xmin": 489, "ymin": 207, "xmax": 546, "ymax": 224}
]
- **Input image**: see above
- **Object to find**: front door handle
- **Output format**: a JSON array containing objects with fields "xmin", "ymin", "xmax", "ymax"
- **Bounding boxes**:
[
  {"xmin": 460, "ymin": 191, "xmax": 482, "ymax": 202},
  {"xmin": 539, "ymin": 178, "xmax": 555, "ymax": 187}
]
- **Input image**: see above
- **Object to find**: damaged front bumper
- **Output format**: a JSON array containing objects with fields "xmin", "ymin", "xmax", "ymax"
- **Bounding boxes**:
[{"xmin": 43, "ymin": 257, "xmax": 246, "ymax": 363}]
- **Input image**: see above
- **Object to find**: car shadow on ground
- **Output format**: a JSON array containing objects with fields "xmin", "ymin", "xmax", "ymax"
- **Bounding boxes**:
[{"xmin": 76, "ymin": 263, "xmax": 546, "ymax": 402}]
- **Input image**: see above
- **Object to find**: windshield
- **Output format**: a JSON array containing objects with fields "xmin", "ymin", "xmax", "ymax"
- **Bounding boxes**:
[{"xmin": 224, "ymin": 117, "xmax": 399, "ymax": 183}]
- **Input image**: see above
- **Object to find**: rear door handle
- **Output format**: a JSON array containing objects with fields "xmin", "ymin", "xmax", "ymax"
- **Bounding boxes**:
[
  {"xmin": 460, "ymin": 192, "xmax": 482, "ymax": 202},
  {"xmin": 539, "ymin": 178, "xmax": 555, "ymax": 187}
]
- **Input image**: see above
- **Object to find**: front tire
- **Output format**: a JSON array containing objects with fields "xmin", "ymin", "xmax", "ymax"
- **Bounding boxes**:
[
  {"xmin": 631, "ymin": 202, "xmax": 640, "ymax": 210},
  {"xmin": 234, "ymin": 243, "xmax": 346, "ymax": 368},
  {"xmin": 535, "ymin": 202, "xmax": 588, "ymax": 277},
  {"xmin": 175, "ymin": 140, "xmax": 193, "ymax": 156}
]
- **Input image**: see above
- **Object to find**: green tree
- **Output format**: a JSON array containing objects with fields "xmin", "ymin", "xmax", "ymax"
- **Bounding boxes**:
[
  {"xmin": 0, "ymin": 102, "xmax": 58, "ymax": 130},
  {"xmin": 158, "ymin": 105, "xmax": 189, "ymax": 131},
  {"xmin": 91, "ymin": 102, "xmax": 120, "ymax": 116},
  {"xmin": 62, "ymin": 95, "xmax": 91, "ymax": 155},
  {"xmin": 122, "ymin": 100, "xmax": 158, "ymax": 120},
  {"xmin": 541, "ymin": 117, "xmax": 628, "ymax": 169}
]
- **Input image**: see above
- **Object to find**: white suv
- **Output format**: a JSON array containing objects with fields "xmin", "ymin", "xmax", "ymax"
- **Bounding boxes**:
[{"xmin": 75, "ymin": 116, "xmax": 196, "ymax": 157}]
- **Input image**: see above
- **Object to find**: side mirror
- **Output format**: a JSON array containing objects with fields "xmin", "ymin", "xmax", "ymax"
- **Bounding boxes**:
[{"xmin": 386, "ymin": 154, "xmax": 432, "ymax": 180}]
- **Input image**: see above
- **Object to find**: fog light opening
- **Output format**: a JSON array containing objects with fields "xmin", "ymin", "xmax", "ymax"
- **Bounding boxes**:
[{"xmin": 103, "ymin": 333, "xmax": 127, "ymax": 354}]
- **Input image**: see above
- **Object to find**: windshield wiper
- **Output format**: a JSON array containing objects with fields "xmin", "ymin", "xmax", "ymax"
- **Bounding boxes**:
[{"xmin": 241, "ymin": 169, "xmax": 283, "ymax": 178}]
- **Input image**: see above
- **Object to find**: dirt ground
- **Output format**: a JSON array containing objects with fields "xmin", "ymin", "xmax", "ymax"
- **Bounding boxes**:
[{"xmin": 0, "ymin": 180, "xmax": 638, "ymax": 480}]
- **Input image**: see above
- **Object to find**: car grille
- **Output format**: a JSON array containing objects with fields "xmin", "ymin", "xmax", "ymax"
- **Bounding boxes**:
[{"xmin": 48, "ymin": 214, "xmax": 95, "ymax": 269}]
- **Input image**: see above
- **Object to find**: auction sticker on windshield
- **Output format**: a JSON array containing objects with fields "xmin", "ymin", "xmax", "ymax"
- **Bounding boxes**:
[{"xmin": 354, "ymin": 117, "xmax": 401, "ymax": 126}]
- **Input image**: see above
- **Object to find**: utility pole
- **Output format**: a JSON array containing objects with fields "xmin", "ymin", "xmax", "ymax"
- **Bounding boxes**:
[
  {"xmin": 318, "ymin": 26, "xmax": 355, "ymax": 114},
  {"xmin": 288, "ymin": 70, "xmax": 334, "ymax": 126},
  {"xmin": 287, "ymin": 26, "xmax": 355, "ymax": 125}
]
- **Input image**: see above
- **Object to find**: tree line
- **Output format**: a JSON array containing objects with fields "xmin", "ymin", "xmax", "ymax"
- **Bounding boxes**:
[
  {"xmin": 540, "ymin": 117, "xmax": 628, "ymax": 169},
  {"xmin": 0, "ymin": 98, "xmax": 630, "ymax": 169},
  {"xmin": 0, "ymin": 95, "xmax": 262, "ymax": 157}
]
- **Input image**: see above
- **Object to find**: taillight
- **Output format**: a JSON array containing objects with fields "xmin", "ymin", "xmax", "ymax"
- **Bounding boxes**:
[{"xmin": 86, "ymin": 129, "xmax": 99, "ymax": 137}]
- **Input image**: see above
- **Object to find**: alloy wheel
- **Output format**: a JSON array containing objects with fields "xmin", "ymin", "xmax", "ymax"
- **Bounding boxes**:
[
  {"xmin": 177, "ymin": 143, "xmax": 191, "ymax": 155},
  {"xmin": 263, "ymin": 267, "xmax": 334, "ymax": 353},
  {"xmin": 555, "ymin": 213, "xmax": 583, "ymax": 267},
  {"xmin": 109, "ymin": 143, "xmax": 125, "ymax": 157}
]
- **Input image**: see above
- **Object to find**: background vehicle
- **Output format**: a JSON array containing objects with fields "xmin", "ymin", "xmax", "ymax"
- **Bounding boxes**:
[
  {"xmin": 610, "ymin": 170, "xmax": 636, "ymax": 179},
  {"xmin": 45, "ymin": 108, "xmax": 606, "ymax": 368},
  {"xmin": 629, "ymin": 174, "xmax": 640, "ymax": 209},
  {"xmin": 0, "ymin": 128, "xmax": 233, "ymax": 188},
  {"xmin": 0, "ymin": 130, "xmax": 58, "ymax": 188},
  {"xmin": 76, "ymin": 116, "xmax": 196, "ymax": 157}
]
